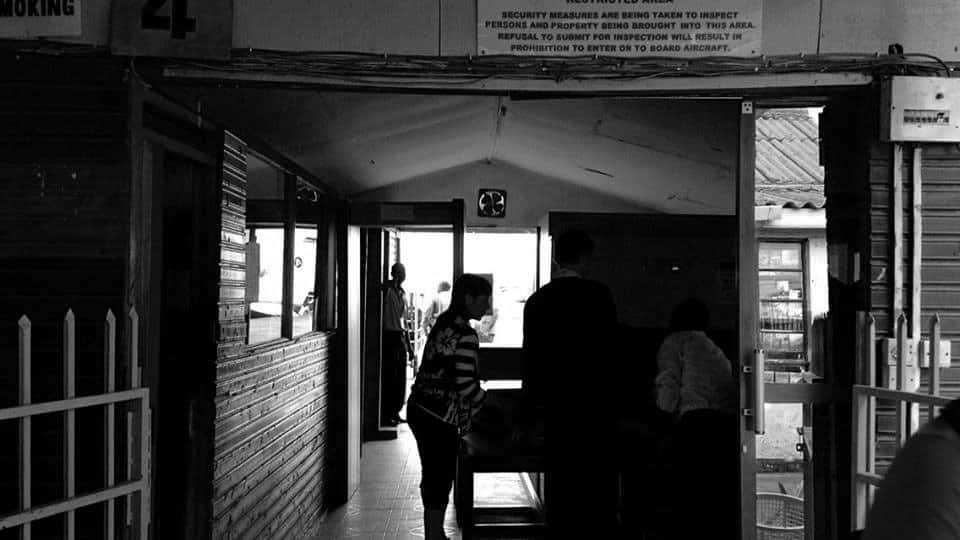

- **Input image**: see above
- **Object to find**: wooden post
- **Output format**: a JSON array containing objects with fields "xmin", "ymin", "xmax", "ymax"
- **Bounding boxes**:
[
  {"xmin": 891, "ymin": 144, "xmax": 904, "ymax": 333},
  {"xmin": 129, "ymin": 307, "xmax": 140, "ymax": 389},
  {"xmin": 852, "ymin": 312, "xmax": 878, "ymax": 527},
  {"xmin": 104, "ymin": 310, "xmax": 117, "ymax": 540},
  {"xmin": 852, "ymin": 312, "xmax": 867, "ymax": 529},
  {"xmin": 452, "ymin": 198, "xmax": 465, "ymax": 282},
  {"xmin": 140, "ymin": 400, "xmax": 151, "ymax": 540},
  {"xmin": 64, "ymin": 310, "xmax": 76, "ymax": 540},
  {"xmin": 895, "ymin": 313, "xmax": 908, "ymax": 448},
  {"xmin": 282, "ymin": 172, "xmax": 297, "ymax": 339},
  {"xmin": 909, "ymin": 146, "xmax": 923, "ymax": 433},
  {"xmin": 866, "ymin": 314, "xmax": 877, "ymax": 478},
  {"xmin": 19, "ymin": 315, "xmax": 32, "ymax": 540},
  {"xmin": 910, "ymin": 146, "xmax": 923, "ymax": 340},
  {"xmin": 126, "ymin": 412, "xmax": 135, "ymax": 529},
  {"xmin": 128, "ymin": 307, "xmax": 141, "ymax": 533},
  {"xmin": 930, "ymin": 314, "xmax": 942, "ymax": 422}
]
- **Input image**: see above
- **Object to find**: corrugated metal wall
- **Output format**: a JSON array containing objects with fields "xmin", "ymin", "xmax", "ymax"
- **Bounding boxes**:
[
  {"xmin": 0, "ymin": 54, "xmax": 129, "ymax": 540},
  {"xmin": 211, "ymin": 133, "xmax": 332, "ymax": 539}
]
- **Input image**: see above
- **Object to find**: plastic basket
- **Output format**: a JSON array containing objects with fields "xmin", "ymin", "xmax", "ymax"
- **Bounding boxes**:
[{"xmin": 757, "ymin": 492, "xmax": 804, "ymax": 540}]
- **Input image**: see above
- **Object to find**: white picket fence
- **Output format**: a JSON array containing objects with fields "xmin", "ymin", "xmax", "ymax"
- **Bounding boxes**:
[
  {"xmin": 851, "ymin": 311, "xmax": 953, "ymax": 529},
  {"xmin": 0, "ymin": 308, "xmax": 151, "ymax": 540}
]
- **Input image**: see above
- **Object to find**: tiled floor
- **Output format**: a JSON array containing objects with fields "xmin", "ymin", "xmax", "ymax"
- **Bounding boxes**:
[
  {"xmin": 313, "ymin": 422, "xmax": 543, "ymax": 540},
  {"xmin": 310, "ymin": 424, "xmax": 456, "ymax": 539}
]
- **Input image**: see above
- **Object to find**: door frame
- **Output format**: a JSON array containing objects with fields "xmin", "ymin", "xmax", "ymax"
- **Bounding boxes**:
[
  {"xmin": 127, "ymin": 80, "xmax": 223, "ymax": 539},
  {"xmin": 738, "ymin": 98, "xmax": 761, "ymax": 540},
  {"xmin": 740, "ymin": 103, "xmax": 847, "ymax": 540},
  {"xmin": 345, "ymin": 199, "xmax": 465, "ymax": 452}
]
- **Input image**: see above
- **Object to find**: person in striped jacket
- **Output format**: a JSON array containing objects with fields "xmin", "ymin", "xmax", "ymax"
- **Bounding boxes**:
[{"xmin": 407, "ymin": 273, "xmax": 491, "ymax": 540}]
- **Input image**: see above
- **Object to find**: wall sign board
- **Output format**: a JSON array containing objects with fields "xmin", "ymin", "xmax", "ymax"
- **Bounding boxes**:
[
  {"xmin": 478, "ymin": 0, "xmax": 761, "ymax": 57},
  {"xmin": 0, "ymin": 0, "xmax": 81, "ymax": 37},
  {"xmin": 111, "ymin": 0, "xmax": 232, "ymax": 60}
]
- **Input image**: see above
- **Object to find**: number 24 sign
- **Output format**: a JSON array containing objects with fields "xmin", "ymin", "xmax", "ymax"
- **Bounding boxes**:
[{"xmin": 111, "ymin": 0, "xmax": 232, "ymax": 60}]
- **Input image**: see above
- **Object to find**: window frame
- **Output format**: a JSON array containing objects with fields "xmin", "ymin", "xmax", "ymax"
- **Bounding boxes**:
[
  {"xmin": 244, "ymin": 150, "xmax": 333, "ymax": 347},
  {"xmin": 758, "ymin": 239, "xmax": 811, "ymax": 372}
]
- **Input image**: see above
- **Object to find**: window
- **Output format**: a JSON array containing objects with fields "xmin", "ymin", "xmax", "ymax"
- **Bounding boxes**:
[
  {"xmin": 759, "ymin": 241, "xmax": 807, "ymax": 380},
  {"xmin": 292, "ymin": 226, "xmax": 318, "ymax": 337},
  {"xmin": 246, "ymin": 227, "xmax": 284, "ymax": 344},
  {"xmin": 244, "ymin": 152, "xmax": 328, "ymax": 345},
  {"xmin": 465, "ymin": 230, "xmax": 538, "ymax": 347}
]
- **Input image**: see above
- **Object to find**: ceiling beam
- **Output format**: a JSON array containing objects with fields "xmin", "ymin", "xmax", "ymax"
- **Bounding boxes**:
[{"xmin": 161, "ymin": 68, "xmax": 871, "ymax": 97}]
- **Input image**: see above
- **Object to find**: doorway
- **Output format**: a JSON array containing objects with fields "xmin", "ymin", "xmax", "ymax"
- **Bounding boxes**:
[
  {"xmin": 151, "ymin": 81, "xmax": 870, "ymax": 535},
  {"xmin": 750, "ymin": 106, "xmax": 833, "ymax": 540},
  {"xmin": 346, "ymin": 201, "xmax": 465, "ymax": 449},
  {"xmin": 395, "ymin": 229, "xmax": 455, "ymax": 369},
  {"xmin": 155, "ymin": 148, "xmax": 219, "ymax": 539},
  {"xmin": 361, "ymin": 227, "xmax": 456, "ymax": 440}
]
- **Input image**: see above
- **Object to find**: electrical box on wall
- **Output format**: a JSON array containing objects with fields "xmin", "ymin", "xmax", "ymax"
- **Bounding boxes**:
[{"xmin": 881, "ymin": 76, "xmax": 960, "ymax": 142}]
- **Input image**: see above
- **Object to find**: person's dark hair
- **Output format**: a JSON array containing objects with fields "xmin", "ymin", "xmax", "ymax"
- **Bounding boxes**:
[
  {"xmin": 940, "ymin": 398, "xmax": 960, "ymax": 434},
  {"xmin": 430, "ymin": 274, "xmax": 491, "ymax": 337},
  {"xmin": 437, "ymin": 280, "xmax": 451, "ymax": 293},
  {"xmin": 670, "ymin": 298, "xmax": 710, "ymax": 332},
  {"xmin": 555, "ymin": 229, "xmax": 594, "ymax": 266}
]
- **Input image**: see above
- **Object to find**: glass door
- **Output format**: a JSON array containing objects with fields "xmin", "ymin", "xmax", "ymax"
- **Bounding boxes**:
[{"xmin": 750, "ymin": 244, "xmax": 832, "ymax": 540}]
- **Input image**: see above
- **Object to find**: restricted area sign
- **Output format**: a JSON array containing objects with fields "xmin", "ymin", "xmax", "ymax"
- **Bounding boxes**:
[{"xmin": 478, "ymin": 0, "xmax": 761, "ymax": 57}]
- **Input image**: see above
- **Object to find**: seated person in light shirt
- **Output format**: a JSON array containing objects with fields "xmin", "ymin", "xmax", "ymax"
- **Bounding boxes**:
[
  {"xmin": 655, "ymin": 298, "xmax": 737, "ymax": 418},
  {"xmin": 654, "ymin": 297, "xmax": 739, "ymax": 540}
]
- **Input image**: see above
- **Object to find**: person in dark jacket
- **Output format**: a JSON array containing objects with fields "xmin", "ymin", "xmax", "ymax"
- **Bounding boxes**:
[
  {"xmin": 407, "ymin": 273, "xmax": 492, "ymax": 540},
  {"xmin": 520, "ymin": 229, "xmax": 620, "ymax": 539},
  {"xmin": 863, "ymin": 398, "xmax": 960, "ymax": 540}
]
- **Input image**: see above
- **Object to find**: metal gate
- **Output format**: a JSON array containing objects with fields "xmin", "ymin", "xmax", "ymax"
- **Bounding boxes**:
[
  {"xmin": 851, "ymin": 311, "xmax": 952, "ymax": 529},
  {"xmin": 0, "ymin": 308, "xmax": 151, "ymax": 540}
]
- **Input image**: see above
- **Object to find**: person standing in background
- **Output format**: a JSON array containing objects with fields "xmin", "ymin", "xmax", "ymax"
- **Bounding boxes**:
[
  {"xmin": 383, "ymin": 262, "xmax": 414, "ymax": 426},
  {"xmin": 423, "ymin": 280, "xmax": 452, "ymax": 335}
]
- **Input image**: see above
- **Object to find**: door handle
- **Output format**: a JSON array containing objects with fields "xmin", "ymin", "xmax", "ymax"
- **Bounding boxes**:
[{"xmin": 743, "ymin": 348, "xmax": 766, "ymax": 434}]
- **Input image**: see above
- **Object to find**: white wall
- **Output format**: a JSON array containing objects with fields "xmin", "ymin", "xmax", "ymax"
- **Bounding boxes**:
[{"xmin": 354, "ymin": 160, "xmax": 660, "ymax": 228}]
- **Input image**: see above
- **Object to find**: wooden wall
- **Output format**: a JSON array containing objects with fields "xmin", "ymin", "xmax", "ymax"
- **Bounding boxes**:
[
  {"xmin": 825, "ymin": 91, "xmax": 960, "ymax": 380},
  {"xmin": 866, "ymin": 145, "xmax": 960, "ymax": 366},
  {"xmin": 0, "ymin": 53, "xmax": 129, "ymax": 540},
  {"xmin": 211, "ymin": 133, "xmax": 333, "ymax": 539},
  {"xmin": 823, "ymin": 90, "xmax": 960, "ymax": 514}
]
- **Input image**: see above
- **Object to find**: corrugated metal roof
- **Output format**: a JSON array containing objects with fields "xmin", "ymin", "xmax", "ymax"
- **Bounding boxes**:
[{"xmin": 755, "ymin": 109, "xmax": 825, "ymax": 209}]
